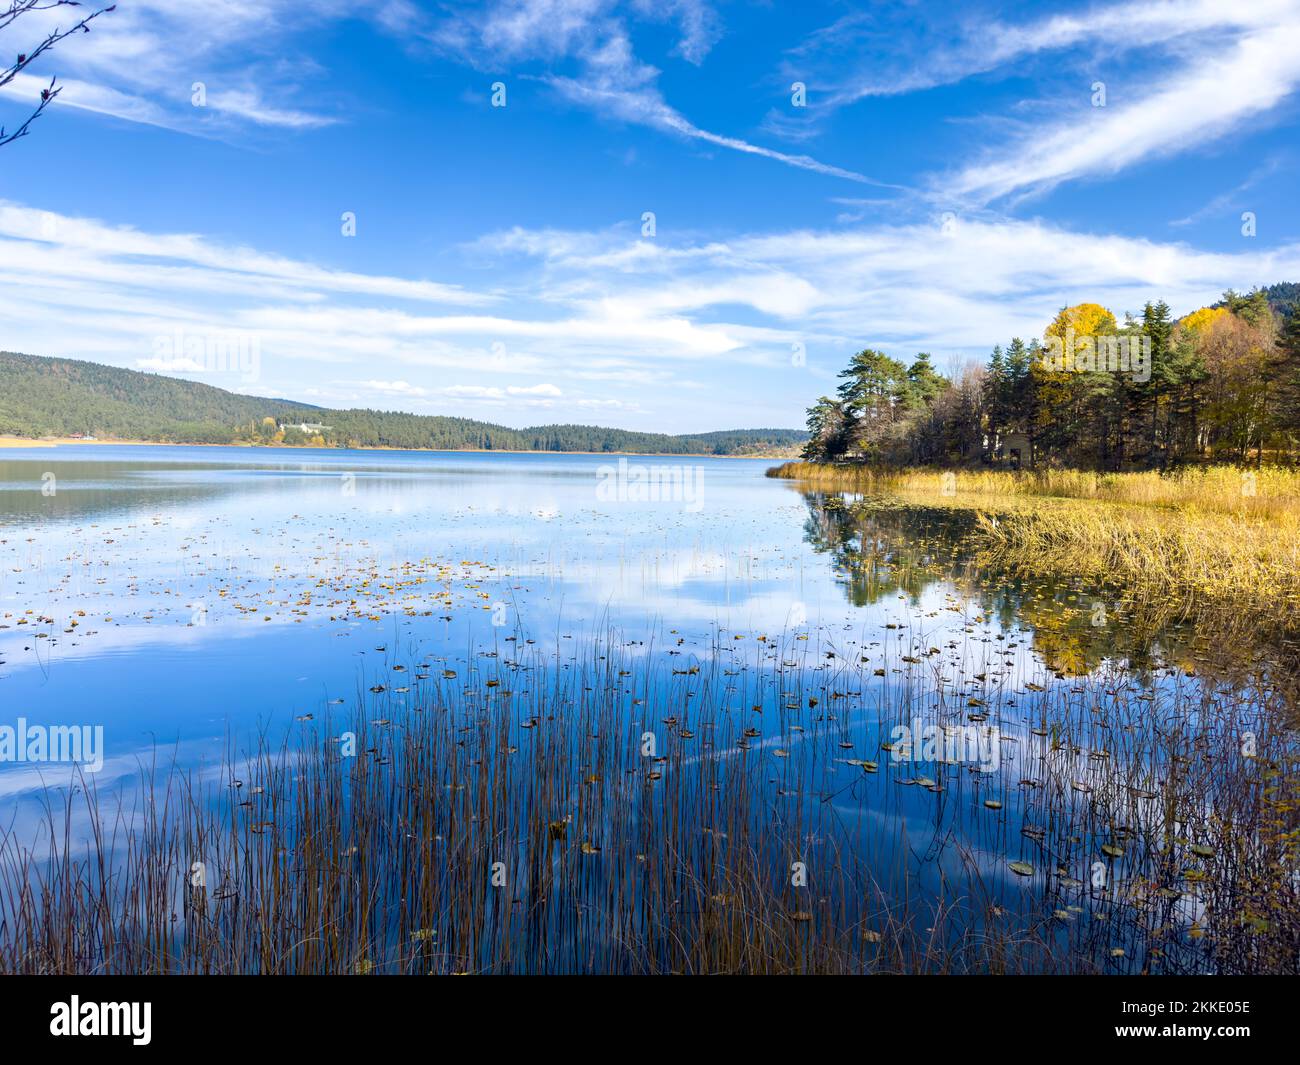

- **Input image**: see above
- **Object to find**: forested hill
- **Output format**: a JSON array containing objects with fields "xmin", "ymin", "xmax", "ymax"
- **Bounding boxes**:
[
  {"xmin": 0, "ymin": 352, "xmax": 805, "ymax": 455},
  {"xmin": 0, "ymin": 351, "xmax": 318, "ymax": 442}
]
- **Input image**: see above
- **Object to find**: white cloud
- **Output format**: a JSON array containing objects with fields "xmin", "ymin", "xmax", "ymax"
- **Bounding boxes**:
[
  {"xmin": 945, "ymin": 19, "xmax": 1300, "ymax": 203},
  {"xmin": 543, "ymin": 74, "xmax": 871, "ymax": 183},
  {"xmin": 779, "ymin": 0, "xmax": 1300, "ymax": 203},
  {"xmin": 0, "ymin": 72, "xmax": 181, "ymax": 132},
  {"xmin": 0, "ymin": 0, "xmax": 362, "ymax": 134},
  {"xmin": 823, "ymin": 0, "xmax": 1294, "ymax": 104},
  {"xmin": 437, "ymin": 383, "xmax": 562, "ymax": 405},
  {"xmin": 363, "ymin": 380, "xmax": 429, "ymax": 396},
  {"xmin": 0, "ymin": 202, "xmax": 488, "ymax": 305},
  {"xmin": 6, "ymin": 199, "xmax": 1300, "ymax": 429},
  {"xmin": 641, "ymin": 0, "xmax": 723, "ymax": 65},
  {"xmin": 206, "ymin": 89, "xmax": 340, "ymax": 130},
  {"xmin": 432, "ymin": 1, "xmax": 869, "ymax": 183},
  {"xmin": 510, "ymin": 383, "xmax": 563, "ymax": 396}
]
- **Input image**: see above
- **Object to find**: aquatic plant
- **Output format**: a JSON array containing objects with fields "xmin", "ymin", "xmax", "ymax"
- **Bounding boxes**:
[{"xmin": 1, "ymin": 630, "xmax": 1293, "ymax": 975}]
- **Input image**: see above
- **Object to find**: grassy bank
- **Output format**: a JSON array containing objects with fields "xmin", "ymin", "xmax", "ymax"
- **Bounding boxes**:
[{"xmin": 768, "ymin": 462, "xmax": 1300, "ymax": 635}]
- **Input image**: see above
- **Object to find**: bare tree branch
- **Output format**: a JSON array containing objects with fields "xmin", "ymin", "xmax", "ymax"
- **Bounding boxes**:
[{"xmin": 0, "ymin": 0, "xmax": 115, "ymax": 148}]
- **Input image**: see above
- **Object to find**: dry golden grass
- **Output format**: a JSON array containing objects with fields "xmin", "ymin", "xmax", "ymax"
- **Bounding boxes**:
[{"xmin": 769, "ymin": 462, "xmax": 1300, "ymax": 634}]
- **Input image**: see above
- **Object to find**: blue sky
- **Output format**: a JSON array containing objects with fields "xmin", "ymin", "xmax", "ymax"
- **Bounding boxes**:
[{"xmin": 2, "ymin": 0, "xmax": 1299, "ymax": 433}]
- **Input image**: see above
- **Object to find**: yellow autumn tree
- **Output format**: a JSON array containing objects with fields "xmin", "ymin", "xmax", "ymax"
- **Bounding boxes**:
[
  {"xmin": 1033, "ymin": 303, "xmax": 1118, "ymax": 443},
  {"xmin": 1047, "ymin": 303, "xmax": 1116, "ymax": 340},
  {"xmin": 1177, "ymin": 305, "xmax": 1230, "ymax": 335}
]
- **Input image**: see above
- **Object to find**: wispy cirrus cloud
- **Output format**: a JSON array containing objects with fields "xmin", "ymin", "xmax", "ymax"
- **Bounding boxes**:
[
  {"xmin": 0, "ymin": 0, "xmax": 371, "ymax": 134},
  {"xmin": 775, "ymin": 0, "xmax": 1300, "ymax": 204},
  {"xmin": 803, "ymin": 0, "xmax": 1296, "ymax": 106},
  {"xmin": 943, "ymin": 15, "xmax": 1300, "ymax": 204},
  {"xmin": 1169, "ymin": 155, "xmax": 1290, "ymax": 227},
  {"xmin": 428, "ymin": 0, "xmax": 872, "ymax": 183}
]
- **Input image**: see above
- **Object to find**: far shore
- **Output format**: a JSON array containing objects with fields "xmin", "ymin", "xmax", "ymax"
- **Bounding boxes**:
[{"xmin": 0, "ymin": 435, "xmax": 797, "ymax": 459}]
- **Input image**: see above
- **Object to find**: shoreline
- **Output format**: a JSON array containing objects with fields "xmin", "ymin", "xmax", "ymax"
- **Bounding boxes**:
[{"xmin": 0, "ymin": 436, "xmax": 796, "ymax": 459}]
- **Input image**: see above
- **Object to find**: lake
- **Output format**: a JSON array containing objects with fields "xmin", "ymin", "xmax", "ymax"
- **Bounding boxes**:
[{"xmin": 0, "ymin": 445, "xmax": 1292, "ymax": 973}]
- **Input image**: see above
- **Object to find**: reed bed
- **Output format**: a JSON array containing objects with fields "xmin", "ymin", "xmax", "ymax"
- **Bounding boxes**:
[
  {"xmin": 770, "ymin": 462, "xmax": 1300, "ymax": 637},
  {"xmin": 768, "ymin": 462, "xmax": 1300, "ymax": 519},
  {"xmin": 1, "ymin": 627, "xmax": 1295, "ymax": 975}
]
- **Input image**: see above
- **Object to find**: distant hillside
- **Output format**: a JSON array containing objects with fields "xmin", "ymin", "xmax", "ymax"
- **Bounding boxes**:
[
  {"xmin": 0, "ymin": 351, "xmax": 318, "ymax": 443},
  {"xmin": 0, "ymin": 352, "xmax": 806, "ymax": 455},
  {"xmin": 1214, "ymin": 282, "xmax": 1300, "ymax": 318}
]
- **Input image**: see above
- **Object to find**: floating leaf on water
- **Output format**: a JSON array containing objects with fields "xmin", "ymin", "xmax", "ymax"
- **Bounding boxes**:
[
  {"xmin": 1008, "ymin": 861, "xmax": 1035, "ymax": 877},
  {"xmin": 580, "ymin": 841, "xmax": 600, "ymax": 855},
  {"xmin": 984, "ymin": 800, "xmax": 1003, "ymax": 810},
  {"xmin": 1101, "ymin": 844, "xmax": 1124, "ymax": 858}
]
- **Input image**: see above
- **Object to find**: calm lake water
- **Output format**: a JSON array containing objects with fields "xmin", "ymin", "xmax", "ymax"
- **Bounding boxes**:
[
  {"xmin": 1, "ymin": 446, "xmax": 1045, "ymax": 776},
  {"xmin": 1, "ymin": 445, "xmax": 1292, "ymax": 972}
]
